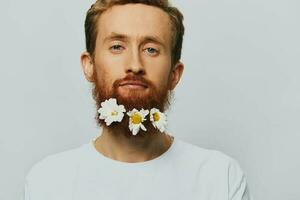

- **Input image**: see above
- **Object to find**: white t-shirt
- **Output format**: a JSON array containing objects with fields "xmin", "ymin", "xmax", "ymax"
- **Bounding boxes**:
[{"xmin": 22, "ymin": 137, "xmax": 253, "ymax": 200}]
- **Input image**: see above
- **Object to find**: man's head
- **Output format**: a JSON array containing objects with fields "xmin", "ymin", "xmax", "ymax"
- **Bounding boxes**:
[
  {"xmin": 84, "ymin": 0, "xmax": 184, "ymax": 66},
  {"xmin": 80, "ymin": 0, "xmax": 185, "ymax": 136}
]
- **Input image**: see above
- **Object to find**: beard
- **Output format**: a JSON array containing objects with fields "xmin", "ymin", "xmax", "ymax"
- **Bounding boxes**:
[{"xmin": 91, "ymin": 71, "xmax": 173, "ymax": 138}]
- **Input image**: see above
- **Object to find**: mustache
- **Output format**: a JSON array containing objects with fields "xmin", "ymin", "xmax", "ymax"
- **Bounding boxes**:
[{"xmin": 113, "ymin": 74, "xmax": 154, "ymax": 89}]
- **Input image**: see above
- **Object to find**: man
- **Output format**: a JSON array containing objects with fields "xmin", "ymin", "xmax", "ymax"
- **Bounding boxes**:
[{"xmin": 22, "ymin": 0, "xmax": 252, "ymax": 199}]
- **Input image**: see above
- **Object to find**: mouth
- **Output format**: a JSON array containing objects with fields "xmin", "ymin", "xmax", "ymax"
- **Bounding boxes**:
[{"xmin": 119, "ymin": 81, "xmax": 148, "ymax": 89}]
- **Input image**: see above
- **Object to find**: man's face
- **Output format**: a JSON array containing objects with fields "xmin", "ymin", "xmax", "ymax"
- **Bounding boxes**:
[{"xmin": 81, "ymin": 3, "xmax": 184, "ymax": 134}]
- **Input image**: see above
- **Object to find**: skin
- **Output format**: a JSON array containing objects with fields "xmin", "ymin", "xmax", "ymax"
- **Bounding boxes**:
[{"xmin": 80, "ymin": 4, "xmax": 184, "ymax": 163}]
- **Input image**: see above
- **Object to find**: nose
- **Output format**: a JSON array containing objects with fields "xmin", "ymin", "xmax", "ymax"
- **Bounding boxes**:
[{"xmin": 125, "ymin": 48, "xmax": 145, "ymax": 75}]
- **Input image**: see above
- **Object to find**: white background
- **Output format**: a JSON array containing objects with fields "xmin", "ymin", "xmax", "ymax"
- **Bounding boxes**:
[{"xmin": 0, "ymin": 0, "xmax": 299, "ymax": 199}]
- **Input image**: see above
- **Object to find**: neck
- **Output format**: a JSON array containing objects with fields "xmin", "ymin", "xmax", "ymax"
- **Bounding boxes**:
[{"xmin": 93, "ymin": 127, "xmax": 174, "ymax": 163}]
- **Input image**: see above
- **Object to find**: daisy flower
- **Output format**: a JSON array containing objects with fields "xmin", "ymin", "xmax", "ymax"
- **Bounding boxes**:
[
  {"xmin": 127, "ymin": 108, "xmax": 149, "ymax": 135},
  {"xmin": 97, "ymin": 98, "xmax": 126, "ymax": 126},
  {"xmin": 150, "ymin": 108, "xmax": 167, "ymax": 133}
]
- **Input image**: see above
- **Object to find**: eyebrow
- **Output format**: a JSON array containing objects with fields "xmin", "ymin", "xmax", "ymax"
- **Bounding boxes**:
[{"xmin": 103, "ymin": 32, "xmax": 166, "ymax": 48}]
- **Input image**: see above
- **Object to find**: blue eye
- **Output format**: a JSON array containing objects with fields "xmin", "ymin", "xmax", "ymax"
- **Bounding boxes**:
[
  {"xmin": 145, "ymin": 47, "xmax": 158, "ymax": 55},
  {"xmin": 110, "ymin": 45, "xmax": 124, "ymax": 52}
]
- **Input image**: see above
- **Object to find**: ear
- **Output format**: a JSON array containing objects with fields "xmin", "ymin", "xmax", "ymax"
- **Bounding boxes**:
[
  {"xmin": 169, "ymin": 61, "xmax": 184, "ymax": 90},
  {"xmin": 80, "ymin": 51, "xmax": 95, "ymax": 82}
]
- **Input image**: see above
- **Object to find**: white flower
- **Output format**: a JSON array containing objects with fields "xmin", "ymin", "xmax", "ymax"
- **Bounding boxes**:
[
  {"xmin": 127, "ymin": 108, "xmax": 149, "ymax": 135},
  {"xmin": 97, "ymin": 98, "xmax": 126, "ymax": 126},
  {"xmin": 150, "ymin": 108, "xmax": 167, "ymax": 133}
]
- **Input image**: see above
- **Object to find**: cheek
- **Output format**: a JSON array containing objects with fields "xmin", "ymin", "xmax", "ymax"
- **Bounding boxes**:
[
  {"xmin": 146, "ymin": 58, "xmax": 172, "ymax": 87},
  {"xmin": 95, "ymin": 55, "xmax": 124, "ymax": 85}
]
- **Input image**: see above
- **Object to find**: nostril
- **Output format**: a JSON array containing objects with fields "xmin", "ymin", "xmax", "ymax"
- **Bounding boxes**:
[{"xmin": 126, "ymin": 68, "xmax": 145, "ymax": 75}]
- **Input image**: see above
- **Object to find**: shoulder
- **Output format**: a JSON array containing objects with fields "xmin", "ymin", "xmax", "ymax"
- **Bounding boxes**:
[
  {"xmin": 175, "ymin": 139, "xmax": 247, "ymax": 180},
  {"xmin": 176, "ymin": 139, "xmax": 238, "ymax": 166},
  {"xmin": 176, "ymin": 139, "xmax": 252, "ymax": 199},
  {"xmin": 25, "ymin": 143, "xmax": 88, "ymax": 186},
  {"xmin": 23, "ymin": 143, "xmax": 90, "ymax": 198}
]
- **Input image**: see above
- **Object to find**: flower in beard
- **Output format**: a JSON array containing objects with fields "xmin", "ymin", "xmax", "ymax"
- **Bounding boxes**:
[
  {"xmin": 97, "ymin": 98, "xmax": 126, "ymax": 126},
  {"xmin": 150, "ymin": 108, "xmax": 167, "ymax": 132},
  {"xmin": 127, "ymin": 108, "xmax": 149, "ymax": 135}
]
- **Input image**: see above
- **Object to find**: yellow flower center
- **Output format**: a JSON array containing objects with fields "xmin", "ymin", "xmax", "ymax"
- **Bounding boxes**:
[
  {"xmin": 111, "ymin": 111, "xmax": 118, "ymax": 116},
  {"xmin": 153, "ymin": 112, "xmax": 160, "ymax": 121},
  {"xmin": 131, "ymin": 112, "xmax": 142, "ymax": 124}
]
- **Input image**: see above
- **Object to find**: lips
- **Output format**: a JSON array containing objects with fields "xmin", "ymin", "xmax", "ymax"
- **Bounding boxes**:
[{"xmin": 119, "ymin": 81, "xmax": 148, "ymax": 88}]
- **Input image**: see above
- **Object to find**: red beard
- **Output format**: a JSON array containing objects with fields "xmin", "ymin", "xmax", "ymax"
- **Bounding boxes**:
[{"xmin": 91, "ymin": 72, "xmax": 173, "ymax": 138}]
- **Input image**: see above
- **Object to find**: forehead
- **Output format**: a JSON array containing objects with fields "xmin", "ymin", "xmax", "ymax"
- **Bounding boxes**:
[{"xmin": 97, "ymin": 4, "xmax": 172, "ymax": 44}]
